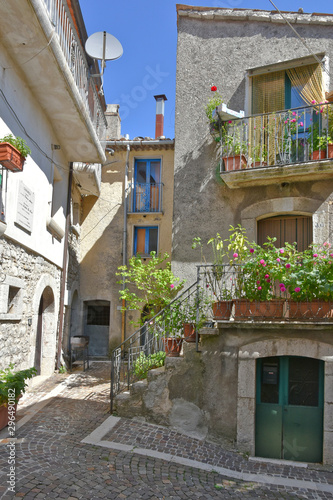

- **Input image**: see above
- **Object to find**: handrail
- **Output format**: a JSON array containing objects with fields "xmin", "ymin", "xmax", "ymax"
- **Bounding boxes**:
[{"xmin": 41, "ymin": 0, "xmax": 107, "ymax": 135}]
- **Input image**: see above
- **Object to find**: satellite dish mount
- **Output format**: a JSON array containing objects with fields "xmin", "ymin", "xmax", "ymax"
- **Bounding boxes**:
[{"xmin": 85, "ymin": 31, "xmax": 123, "ymax": 79}]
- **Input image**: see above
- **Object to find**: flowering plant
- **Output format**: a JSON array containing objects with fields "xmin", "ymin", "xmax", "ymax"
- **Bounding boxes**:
[{"xmin": 205, "ymin": 85, "xmax": 223, "ymax": 123}]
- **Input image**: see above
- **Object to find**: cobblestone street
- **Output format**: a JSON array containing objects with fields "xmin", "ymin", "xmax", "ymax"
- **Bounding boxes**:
[{"xmin": 0, "ymin": 363, "xmax": 332, "ymax": 499}]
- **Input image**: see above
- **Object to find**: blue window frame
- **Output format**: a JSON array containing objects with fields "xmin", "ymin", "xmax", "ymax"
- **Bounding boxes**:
[
  {"xmin": 134, "ymin": 226, "xmax": 158, "ymax": 256},
  {"xmin": 133, "ymin": 159, "xmax": 161, "ymax": 212}
]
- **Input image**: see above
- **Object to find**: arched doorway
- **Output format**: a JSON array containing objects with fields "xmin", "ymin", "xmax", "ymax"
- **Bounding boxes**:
[{"xmin": 34, "ymin": 286, "xmax": 55, "ymax": 375}]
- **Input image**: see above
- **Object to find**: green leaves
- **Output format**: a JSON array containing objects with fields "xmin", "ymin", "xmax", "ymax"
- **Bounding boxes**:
[
  {"xmin": 0, "ymin": 364, "xmax": 37, "ymax": 405},
  {"xmin": 0, "ymin": 134, "xmax": 31, "ymax": 158},
  {"xmin": 117, "ymin": 252, "xmax": 185, "ymax": 325}
]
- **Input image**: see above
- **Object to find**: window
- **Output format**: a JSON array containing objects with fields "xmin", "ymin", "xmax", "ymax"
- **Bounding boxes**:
[
  {"xmin": 134, "ymin": 226, "xmax": 158, "ymax": 256},
  {"xmin": 133, "ymin": 159, "xmax": 161, "ymax": 212},
  {"xmin": 257, "ymin": 215, "xmax": 312, "ymax": 251},
  {"xmin": 0, "ymin": 277, "xmax": 24, "ymax": 319},
  {"xmin": 86, "ymin": 303, "xmax": 110, "ymax": 326}
]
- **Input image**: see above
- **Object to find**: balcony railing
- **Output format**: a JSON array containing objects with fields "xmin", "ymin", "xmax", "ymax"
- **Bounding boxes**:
[
  {"xmin": 127, "ymin": 182, "xmax": 163, "ymax": 213},
  {"xmin": 42, "ymin": 0, "xmax": 107, "ymax": 137},
  {"xmin": 219, "ymin": 102, "xmax": 333, "ymax": 172},
  {"xmin": 197, "ymin": 264, "xmax": 333, "ymax": 322}
]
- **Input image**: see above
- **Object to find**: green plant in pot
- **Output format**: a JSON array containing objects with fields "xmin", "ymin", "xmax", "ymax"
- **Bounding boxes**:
[
  {"xmin": 0, "ymin": 134, "xmax": 31, "ymax": 172},
  {"xmin": 221, "ymin": 121, "xmax": 248, "ymax": 170}
]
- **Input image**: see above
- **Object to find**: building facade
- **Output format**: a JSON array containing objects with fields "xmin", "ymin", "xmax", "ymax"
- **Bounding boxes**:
[
  {"xmin": 74, "ymin": 99, "xmax": 175, "ymax": 357},
  {"xmin": 0, "ymin": 0, "xmax": 106, "ymax": 376},
  {"xmin": 168, "ymin": 7, "xmax": 333, "ymax": 463}
]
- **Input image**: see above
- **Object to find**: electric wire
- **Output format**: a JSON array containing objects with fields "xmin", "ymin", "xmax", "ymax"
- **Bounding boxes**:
[
  {"xmin": 2, "ymin": 31, "xmax": 55, "ymax": 70},
  {"xmin": 268, "ymin": 0, "xmax": 330, "ymax": 78}
]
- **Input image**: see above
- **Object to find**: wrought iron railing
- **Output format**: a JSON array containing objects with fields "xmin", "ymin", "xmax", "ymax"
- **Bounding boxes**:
[
  {"xmin": 218, "ymin": 102, "xmax": 333, "ymax": 172},
  {"xmin": 197, "ymin": 264, "xmax": 333, "ymax": 322},
  {"xmin": 110, "ymin": 281, "xmax": 200, "ymax": 411},
  {"xmin": 41, "ymin": 0, "xmax": 107, "ymax": 137},
  {"xmin": 127, "ymin": 182, "xmax": 163, "ymax": 213},
  {"xmin": 110, "ymin": 263, "xmax": 333, "ymax": 410}
]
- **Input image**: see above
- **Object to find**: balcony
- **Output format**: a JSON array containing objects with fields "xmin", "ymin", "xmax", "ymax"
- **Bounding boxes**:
[
  {"xmin": 0, "ymin": 0, "xmax": 106, "ymax": 163},
  {"xmin": 73, "ymin": 162, "xmax": 101, "ymax": 197},
  {"xmin": 127, "ymin": 182, "xmax": 163, "ymax": 213},
  {"xmin": 216, "ymin": 102, "xmax": 333, "ymax": 188}
]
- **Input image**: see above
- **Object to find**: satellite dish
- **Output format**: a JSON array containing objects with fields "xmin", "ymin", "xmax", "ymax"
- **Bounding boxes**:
[{"xmin": 85, "ymin": 31, "xmax": 123, "ymax": 62}]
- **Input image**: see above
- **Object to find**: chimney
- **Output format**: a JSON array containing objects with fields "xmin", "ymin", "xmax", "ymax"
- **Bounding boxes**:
[
  {"xmin": 104, "ymin": 104, "xmax": 121, "ymax": 140},
  {"xmin": 154, "ymin": 94, "xmax": 167, "ymax": 139}
]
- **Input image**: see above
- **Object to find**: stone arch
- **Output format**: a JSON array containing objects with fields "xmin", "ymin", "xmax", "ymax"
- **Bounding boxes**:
[
  {"xmin": 31, "ymin": 274, "xmax": 58, "ymax": 377},
  {"xmin": 237, "ymin": 337, "xmax": 333, "ymax": 463},
  {"xmin": 240, "ymin": 196, "xmax": 323, "ymax": 242}
]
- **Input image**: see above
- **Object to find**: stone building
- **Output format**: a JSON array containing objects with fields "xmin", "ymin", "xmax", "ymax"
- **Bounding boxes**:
[
  {"xmin": 74, "ymin": 97, "xmax": 175, "ymax": 357},
  {"xmin": 115, "ymin": 7, "xmax": 333, "ymax": 466},
  {"xmin": 0, "ymin": 0, "xmax": 106, "ymax": 376},
  {"xmin": 170, "ymin": 5, "xmax": 333, "ymax": 465}
]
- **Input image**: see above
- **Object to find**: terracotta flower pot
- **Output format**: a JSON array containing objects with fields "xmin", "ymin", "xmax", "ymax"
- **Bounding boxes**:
[
  {"xmin": 234, "ymin": 299, "xmax": 285, "ymax": 320},
  {"xmin": 311, "ymin": 144, "xmax": 333, "ymax": 161},
  {"xmin": 183, "ymin": 323, "xmax": 199, "ymax": 342},
  {"xmin": 288, "ymin": 300, "xmax": 333, "ymax": 320},
  {"xmin": 212, "ymin": 300, "xmax": 233, "ymax": 320},
  {"xmin": 0, "ymin": 142, "xmax": 25, "ymax": 172},
  {"xmin": 164, "ymin": 337, "xmax": 183, "ymax": 357},
  {"xmin": 222, "ymin": 154, "xmax": 247, "ymax": 171}
]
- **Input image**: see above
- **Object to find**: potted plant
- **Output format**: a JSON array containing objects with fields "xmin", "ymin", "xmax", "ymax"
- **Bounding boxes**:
[
  {"xmin": 309, "ymin": 122, "xmax": 333, "ymax": 160},
  {"xmin": 0, "ymin": 134, "xmax": 31, "ymax": 172},
  {"xmin": 221, "ymin": 121, "xmax": 248, "ymax": 171},
  {"xmin": 0, "ymin": 364, "xmax": 37, "ymax": 430},
  {"xmin": 163, "ymin": 303, "xmax": 184, "ymax": 356},
  {"xmin": 251, "ymin": 144, "xmax": 267, "ymax": 167}
]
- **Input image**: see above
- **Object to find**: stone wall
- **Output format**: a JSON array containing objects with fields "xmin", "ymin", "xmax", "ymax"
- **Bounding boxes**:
[{"xmin": 0, "ymin": 236, "xmax": 61, "ymax": 374}]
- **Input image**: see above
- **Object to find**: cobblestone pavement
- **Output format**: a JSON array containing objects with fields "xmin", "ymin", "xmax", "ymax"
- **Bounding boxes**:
[{"xmin": 0, "ymin": 362, "xmax": 332, "ymax": 499}]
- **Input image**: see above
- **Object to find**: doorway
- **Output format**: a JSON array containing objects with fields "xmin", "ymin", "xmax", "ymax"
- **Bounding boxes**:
[{"xmin": 255, "ymin": 356, "xmax": 324, "ymax": 462}]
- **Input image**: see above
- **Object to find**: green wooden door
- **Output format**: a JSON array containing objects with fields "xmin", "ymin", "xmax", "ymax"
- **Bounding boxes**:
[{"xmin": 255, "ymin": 356, "xmax": 324, "ymax": 463}]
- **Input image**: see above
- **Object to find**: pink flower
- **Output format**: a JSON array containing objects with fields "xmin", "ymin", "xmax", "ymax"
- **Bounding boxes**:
[
  {"xmin": 324, "ymin": 242, "xmax": 328, "ymax": 246},
  {"xmin": 211, "ymin": 85, "xmax": 217, "ymax": 92},
  {"xmin": 292, "ymin": 111, "xmax": 296, "ymax": 116},
  {"xmin": 233, "ymin": 253, "xmax": 238, "ymax": 258},
  {"xmin": 257, "ymin": 280, "xmax": 261, "ymax": 284},
  {"xmin": 258, "ymin": 286, "xmax": 262, "ymax": 291},
  {"xmin": 170, "ymin": 284, "xmax": 175, "ymax": 289},
  {"xmin": 285, "ymin": 263, "xmax": 291, "ymax": 269},
  {"xmin": 329, "ymin": 262, "xmax": 332, "ymax": 265},
  {"xmin": 330, "ymin": 253, "xmax": 333, "ymax": 257},
  {"xmin": 313, "ymin": 253, "xmax": 318, "ymax": 258},
  {"xmin": 299, "ymin": 121, "xmax": 304, "ymax": 127},
  {"xmin": 279, "ymin": 249, "xmax": 284, "ymax": 254},
  {"xmin": 280, "ymin": 287, "xmax": 286, "ymax": 293},
  {"xmin": 260, "ymin": 259, "xmax": 265, "ymax": 265},
  {"xmin": 264, "ymin": 274, "xmax": 269, "ymax": 279},
  {"xmin": 284, "ymin": 120, "xmax": 288, "ymax": 124},
  {"xmin": 294, "ymin": 287, "xmax": 301, "ymax": 293},
  {"xmin": 266, "ymin": 279, "xmax": 271, "ymax": 283},
  {"xmin": 279, "ymin": 283, "xmax": 285, "ymax": 289},
  {"xmin": 276, "ymin": 258, "xmax": 281, "ymax": 263},
  {"xmin": 311, "ymin": 100, "xmax": 316, "ymax": 104},
  {"xmin": 228, "ymin": 120, "xmax": 232, "ymax": 124},
  {"xmin": 250, "ymin": 248, "xmax": 254, "ymax": 253}
]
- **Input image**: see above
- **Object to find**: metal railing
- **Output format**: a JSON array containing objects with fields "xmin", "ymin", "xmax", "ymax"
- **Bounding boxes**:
[
  {"xmin": 219, "ymin": 102, "xmax": 333, "ymax": 172},
  {"xmin": 41, "ymin": 0, "xmax": 107, "ymax": 137},
  {"xmin": 197, "ymin": 264, "xmax": 333, "ymax": 322},
  {"xmin": 110, "ymin": 281, "xmax": 200, "ymax": 411},
  {"xmin": 110, "ymin": 263, "xmax": 333, "ymax": 410},
  {"xmin": 127, "ymin": 182, "xmax": 163, "ymax": 213}
]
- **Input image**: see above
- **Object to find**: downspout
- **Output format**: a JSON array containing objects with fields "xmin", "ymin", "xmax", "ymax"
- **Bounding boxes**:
[
  {"xmin": 57, "ymin": 162, "xmax": 73, "ymax": 369},
  {"xmin": 121, "ymin": 145, "xmax": 130, "ymax": 345}
]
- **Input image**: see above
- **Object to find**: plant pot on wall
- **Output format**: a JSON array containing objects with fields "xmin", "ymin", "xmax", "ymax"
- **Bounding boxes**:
[
  {"xmin": 164, "ymin": 337, "xmax": 183, "ymax": 357},
  {"xmin": 183, "ymin": 323, "xmax": 198, "ymax": 343},
  {"xmin": 311, "ymin": 144, "xmax": 333, "ymax": 161},
  {"xmin": 0, "ymin": 143, "xmax": 25, "ymax": 172},
  {"xmin": 288, "ymin": 300, "xmax": 333, "ymax": 320},
  {"xmin": 234, "ymin": 299, "xmax": 285, "ymax": 320},
  {"xmin": 212, "ymin": 300, "xmax": 233, "ymax": 320},
  {"xmin": 222, "ymin": 154, "xmax": 247, "ymax": 172}
]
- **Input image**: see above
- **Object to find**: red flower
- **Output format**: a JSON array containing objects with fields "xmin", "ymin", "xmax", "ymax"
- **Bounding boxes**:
[{"xmin": 211, "ymin": 85, "xmax": 217, "ymax": 92}]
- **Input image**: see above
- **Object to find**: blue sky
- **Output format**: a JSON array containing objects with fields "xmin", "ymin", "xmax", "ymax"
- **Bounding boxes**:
[{"xmin": 80, "ymin": 0, "xmax": 333, "ymax": 140}]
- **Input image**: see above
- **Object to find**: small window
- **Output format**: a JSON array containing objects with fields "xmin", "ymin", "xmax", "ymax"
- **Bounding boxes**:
[
  {"xmin": 133, "ymin": 159, "xmax": 161, "ymax": 212},
  {"xmin": 87, "ymin": 304, "xmax": 110, "ymax": 326},
  {"xmin": 134, "ymin": 226, "xmax": 158, "ymax": 256}
]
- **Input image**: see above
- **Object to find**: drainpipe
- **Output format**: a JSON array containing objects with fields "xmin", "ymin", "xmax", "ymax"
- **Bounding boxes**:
[
  {"xmin": 121, "ymin": 145, "xmax": 130, "ymax": 345},
  {"xmin": 57, "ymin": 162, "xmax": 73, "ymax": 369}
]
